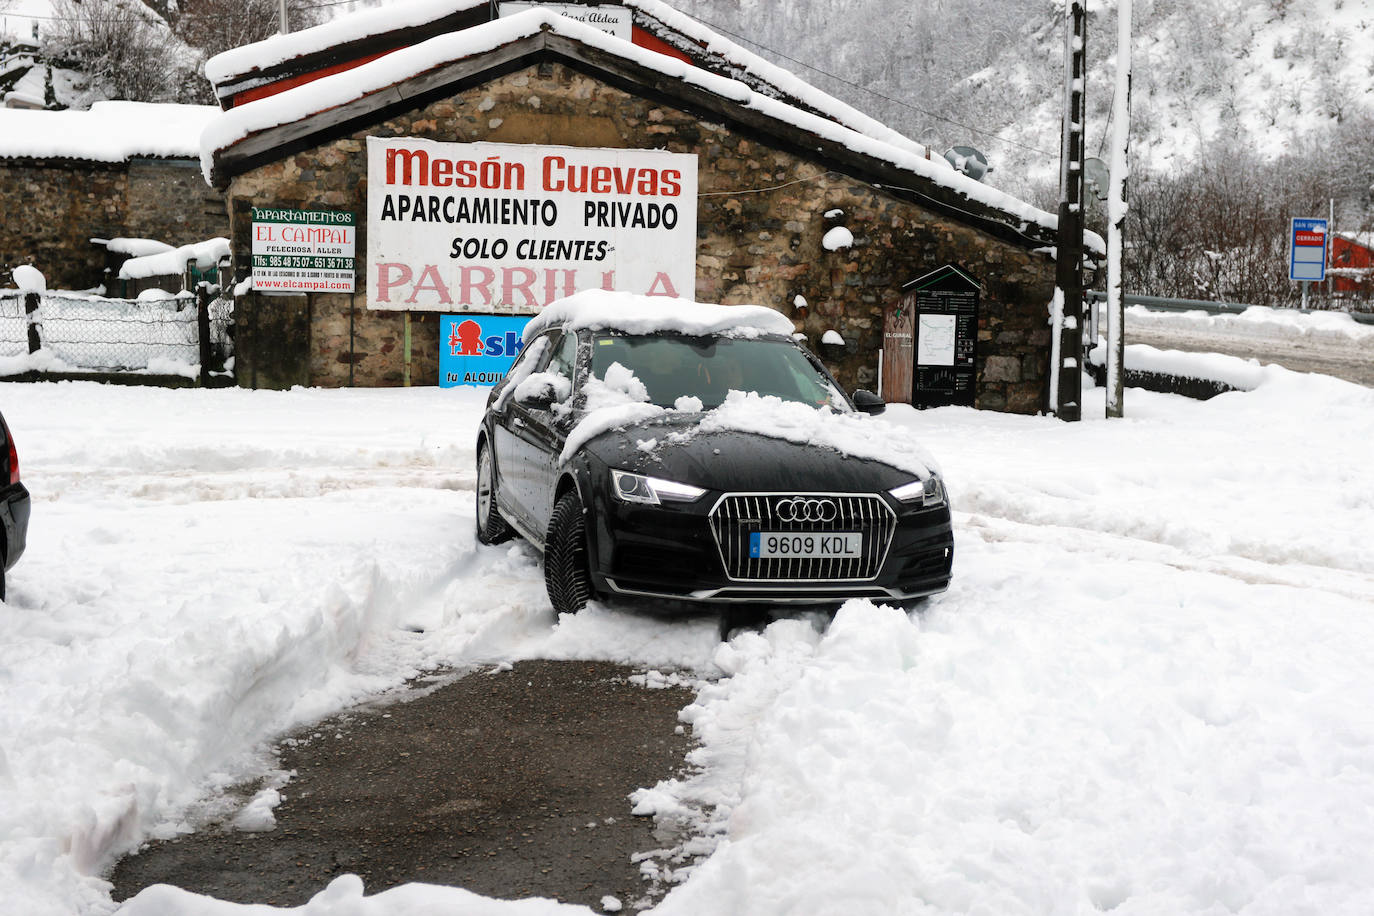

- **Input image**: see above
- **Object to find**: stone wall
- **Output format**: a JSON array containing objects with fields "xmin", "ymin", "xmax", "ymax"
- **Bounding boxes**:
[
  {"xmin": 0, "ymin": 157, "xmax": 228, "ymax": 292},
  {"xmin": 225, "ymin": 62, "xmax": 1057, "ymax": 412},
  {"xmin": 126, "ymin": 159, "xmax": 229, "ymax": 251},
  {"xmin": 0, "ymin": 160, "xmax": 126, "ymax": 290}
]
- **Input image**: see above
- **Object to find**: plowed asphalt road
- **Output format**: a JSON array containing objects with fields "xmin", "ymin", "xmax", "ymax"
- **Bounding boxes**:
[{"xmin": 111, "ymin": 660, "xmax": 697, "ymax": 913}]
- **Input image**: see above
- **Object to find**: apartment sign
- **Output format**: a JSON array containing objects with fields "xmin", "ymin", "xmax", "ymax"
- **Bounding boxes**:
[
  {"xmin": 251, "ymin": 208, "xmax": 356, "ymax": 293},
  {"xmin": 366, "ymin": 138, "xmax": 697, "ymax": 312}
]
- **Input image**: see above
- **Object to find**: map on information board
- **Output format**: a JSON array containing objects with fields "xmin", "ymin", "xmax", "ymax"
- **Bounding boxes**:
[{"xmin": 916, "ymin": 313, "xmax": 956, "ymax": 366}]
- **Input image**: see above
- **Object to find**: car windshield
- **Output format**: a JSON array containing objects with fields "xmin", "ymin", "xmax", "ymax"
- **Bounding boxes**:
[{"xmin": 589, "ymin": 333, "xmax": 844, "ymax": 410}]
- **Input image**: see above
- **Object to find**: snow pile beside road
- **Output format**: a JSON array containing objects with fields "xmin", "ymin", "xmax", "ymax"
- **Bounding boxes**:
[
  {"xmin": 3, "ymin": 363, "xmax": 1374, "ymax": 915},
  {"xmin": 1127, "ymin": 304, "xmax": 1374, "ymax": 343},
  {"xmin": 1090, "ymin": 339, "xmax": 1271, "ymax": 390},
  {"xmin": 124, "ymin": 874, "xmax": 599, "ymax": 914},
  {"xmin": 648, "ymin": 560, "xmax": 1374, "ymax": 913}
]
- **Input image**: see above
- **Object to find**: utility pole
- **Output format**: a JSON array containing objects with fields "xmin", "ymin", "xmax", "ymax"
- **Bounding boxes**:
[
  {"xmin": 280, "ymin": 0, "xmax": 290, "ymax": 34},
  {"xmin": 1052, "ymin": 0, "xmax": 1087, "ymax": 422},
  {"xmin": 1106, "ymin": 0, "xmax": 1131, "ymax": 418}
]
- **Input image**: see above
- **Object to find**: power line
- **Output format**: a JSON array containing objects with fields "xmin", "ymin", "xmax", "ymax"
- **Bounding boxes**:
[
  {"xmin": 7, "ymin": 0, "xmax": 1056, "ymax": 162},
  {"xmin": 684, "ymin": 12, "xmax": 1055, "ymax": 159}
]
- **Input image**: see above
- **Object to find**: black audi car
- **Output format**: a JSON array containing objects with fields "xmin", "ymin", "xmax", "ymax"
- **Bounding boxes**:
[
  {"xmin": 1, "ymin": 409, "xmax": 30, "ymax": 601},
  {"xmin": 475, "ymin": 294, "xmax": 953, "ymax": 614}
]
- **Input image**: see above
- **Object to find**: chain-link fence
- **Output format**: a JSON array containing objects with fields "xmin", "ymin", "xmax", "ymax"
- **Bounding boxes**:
[{"xmin": 0, "ymin": 290, "xmax": 233, "ymax": 379}]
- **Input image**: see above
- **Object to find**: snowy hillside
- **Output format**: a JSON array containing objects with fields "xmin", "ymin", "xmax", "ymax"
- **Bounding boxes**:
[
  {"xmin": 673, "ymin": 0, "xmax": 1374, "ymax": 193},
  {"xmin": 8, "ymin": 0, "xmax": 1370, "ymax": 195}
]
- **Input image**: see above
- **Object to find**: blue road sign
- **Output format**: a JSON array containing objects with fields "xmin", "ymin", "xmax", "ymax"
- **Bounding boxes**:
[
  {"xmin": 1289, "ymin": 218, "xmax": 1328, "ymax": 282},
  {"xmin": 440, "ymin": 314, "xmax": 531, "ymax": 387}
]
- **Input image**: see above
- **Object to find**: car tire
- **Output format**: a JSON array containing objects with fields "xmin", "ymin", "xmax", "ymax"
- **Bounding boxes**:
[
  {"xmin": 544, "ymin": 489, "xmax": 592, "ymax": 614},
  {"xmin": 475, "ymin": 442, "xmax": 514, "ymax": 546}
]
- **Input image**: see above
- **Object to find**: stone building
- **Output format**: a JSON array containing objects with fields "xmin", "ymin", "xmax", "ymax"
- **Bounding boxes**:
[
  {"xmin": 0, "ymin": 102, "xmax": 227, "ymax": 292},
  {"xmin": 203, "ymin": 0, "xmax": 1076, "ymax": 412}
]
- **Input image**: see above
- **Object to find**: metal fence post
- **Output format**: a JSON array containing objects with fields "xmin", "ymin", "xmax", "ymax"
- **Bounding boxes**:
[
  {"xmin": 24, "ymin": 292, "xmax": 40, "ymax": 354},
  {"xmin": 196, "ymin": 284, "xmax": 212, "ymax": 387}
]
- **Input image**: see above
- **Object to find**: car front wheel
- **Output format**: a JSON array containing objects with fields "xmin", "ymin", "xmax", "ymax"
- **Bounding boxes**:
[
  {"xmin": 544, "ymin": 489, "xmax": 593, "ymax": 614},
  {"xmin": 475, "ymin": 442, "xmax": 513, "ymax": 545}
]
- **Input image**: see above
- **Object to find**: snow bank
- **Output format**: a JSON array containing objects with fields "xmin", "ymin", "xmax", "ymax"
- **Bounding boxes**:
[
  {"xmin": 3, "ymin": 354, "xmax": 1373, "ymax": 915},
  {"xmin": 0, "ymin": 101, "xmax": 218, "ymax": 162},
  {"xmin": 1127, "ymin": 304, "xmax": 1374, "ymax": 343},
  {"xmin": 1089, "ymin": 339, "xmax": 1269, "ymax": 391},
  {"xmin": 122, "ymin": 875, "xmax": 597, "ymax": 914}
]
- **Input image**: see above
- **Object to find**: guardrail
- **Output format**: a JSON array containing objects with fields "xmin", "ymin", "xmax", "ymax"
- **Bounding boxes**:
[{"xmin": 1086, "ymin": 291, "xmax": 1374, "ymax": 326}]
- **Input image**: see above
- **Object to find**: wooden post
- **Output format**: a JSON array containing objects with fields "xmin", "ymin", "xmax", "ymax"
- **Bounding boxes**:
[
  {"xmin": 1053, "ymin": 0, "xmax": 1087, "ymax": 421},
  {"xmin": 196, "ymin": 284, "xmax": 213, "ymax": 387},
  {"xmin": 403, "ymin": 311, "xmax": 412, "ymax": 387},
  {"xmin": 24, "ymin": 292, "xmax": 40, "ymax": 354}
]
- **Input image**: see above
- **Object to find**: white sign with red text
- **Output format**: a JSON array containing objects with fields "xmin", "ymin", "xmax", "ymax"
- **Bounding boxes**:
[{"xmin": 366, "ymin": 138, "xmax": 697, "ymax": 312}]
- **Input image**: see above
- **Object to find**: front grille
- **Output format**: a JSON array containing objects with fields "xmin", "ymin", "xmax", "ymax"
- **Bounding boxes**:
[{"xmin": 708, "ymin": 492, "xmax": 897, "ymax": 582}]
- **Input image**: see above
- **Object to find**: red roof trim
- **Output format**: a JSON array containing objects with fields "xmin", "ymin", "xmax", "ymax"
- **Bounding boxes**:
[
  {"xmin": 230, "ymin": 49, "xmax": 398, "ymax": 108},
  {"xmin": 630, "ymin": 25, "xmax": 694, "ymax": 65}
]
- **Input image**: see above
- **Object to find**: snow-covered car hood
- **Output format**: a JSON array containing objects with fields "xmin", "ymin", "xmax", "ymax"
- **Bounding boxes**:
[{"xmin": 573, "ymin": 400, "xmax": 937, "ymax": 494}]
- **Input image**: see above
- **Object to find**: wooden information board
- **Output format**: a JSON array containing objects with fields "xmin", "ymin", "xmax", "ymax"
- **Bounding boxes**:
[{"xmin": 908, "ymin": 265, "xmax": 978, "ymax": 408}]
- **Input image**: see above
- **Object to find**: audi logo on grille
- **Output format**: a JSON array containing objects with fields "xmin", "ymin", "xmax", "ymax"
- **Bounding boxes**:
[{"xmin": 775, "ymin": 497, "xmax": 838, "ymax": 523}]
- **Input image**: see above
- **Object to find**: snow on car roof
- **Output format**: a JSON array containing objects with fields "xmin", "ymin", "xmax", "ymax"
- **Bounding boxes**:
[{"xmin": 524, "ymin": 290, "xmax": 797, "ymax": 339}]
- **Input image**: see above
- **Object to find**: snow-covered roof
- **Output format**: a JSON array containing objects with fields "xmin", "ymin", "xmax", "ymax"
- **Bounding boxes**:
[
  {"xmin": 203, "ymin": 0, "xmax": 926, "ymax": 159},
  {"xmin": 118, "ymin": 238, "xmax": 230, "ymax": 280},
  {"xmin": 96, "ymin": 238, "xmax": 177, "ymax": 258},
  {"xmin": 205, "ymin": 0, "xmax": 487, "ymax": 85},
  {"xmin": 1336, "ymin": 231, "xmax": 1374, "ymax": 250},
  {"xmin": 202, "ymin": 9, "xmax": 1077, "ymax": 247},
  {"xmin": 525, "ymin": 290, "xmax": 797, "ymax": 338},
  {"xmin": 0, "ymin": 101, "xmax": 219, "ymax": 162}
]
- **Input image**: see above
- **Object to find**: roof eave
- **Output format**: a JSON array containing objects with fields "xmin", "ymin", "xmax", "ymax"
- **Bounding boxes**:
[
  {"xmin": 209, "ymin": 31, "xmax": 1056, "ymax": 250},
  {"xmin": 211, "ymin": 5, "xmax": 491, "ymax": 108}
]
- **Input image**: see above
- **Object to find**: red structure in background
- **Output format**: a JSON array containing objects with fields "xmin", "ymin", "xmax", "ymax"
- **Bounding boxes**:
[{"xmin": 1330, "ymin": 232, "xmax": 1374, "ymax": 298}]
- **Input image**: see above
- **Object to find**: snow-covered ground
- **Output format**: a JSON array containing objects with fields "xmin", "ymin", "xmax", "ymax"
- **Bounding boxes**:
[{"xmin": 2, "ymin": 360, "xmax": 1373, "ymax": 915}]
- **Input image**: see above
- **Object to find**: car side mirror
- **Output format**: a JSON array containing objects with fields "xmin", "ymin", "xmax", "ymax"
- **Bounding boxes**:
[
  {"xmin": 520, "ymin": 391, "xmax": 556, "ymax": 410},
  {"xmin": 515, "ymin": 377, "xmax": 559, "ymax": 410},
  {"xmin": 852, "ymin": 389, "xmax": 885, "ymax": 415}
]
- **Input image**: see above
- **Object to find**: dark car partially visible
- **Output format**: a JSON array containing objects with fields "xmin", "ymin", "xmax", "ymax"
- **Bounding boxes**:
[{"xmin": 1, "ymin": 410, "xmax": 30, "ymax": 600}]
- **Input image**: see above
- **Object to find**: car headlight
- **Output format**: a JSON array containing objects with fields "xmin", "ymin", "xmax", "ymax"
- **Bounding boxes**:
[
  {"xmin": 889, "ymin": 474, "xmax": 946, "ymax": 507},
  {"xmin": 611, "ymin": 469, "xmax": 706, "ymax": 505}
]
